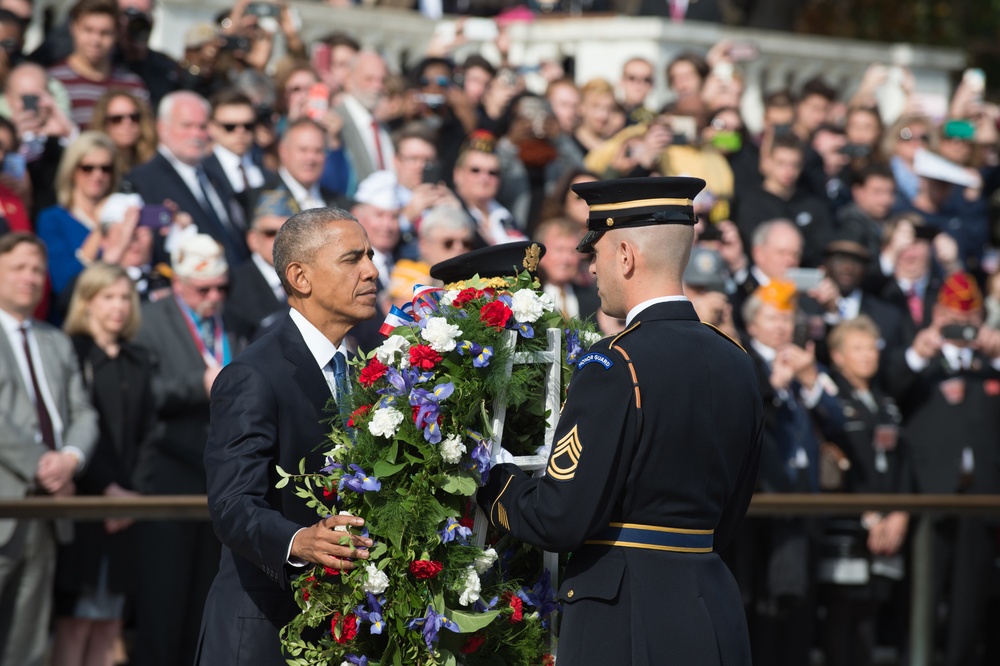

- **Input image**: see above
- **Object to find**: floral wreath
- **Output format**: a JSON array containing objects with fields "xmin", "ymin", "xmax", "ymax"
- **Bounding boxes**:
[{"xmin": 279, "ymin": 254, "xmax": 600, "ymax": 666}]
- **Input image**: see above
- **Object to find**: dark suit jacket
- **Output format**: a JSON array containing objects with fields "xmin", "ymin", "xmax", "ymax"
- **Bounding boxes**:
[
  {"xmin": 133, "ymin": 297, "xmax": 243, "ymax": 495},
  {"xmin": 124, "ymin": 152, "xmax": 250, "ymax": 267},
  {"xmin": 196, "ymin": 314, "xmax": 337, "ymax": 665},
  {"xmin": 202, "ymin": 152, "xmax": 278, "ymax": 224},
  {"xmin": 257, "ymin": 171, "xmax": 351, "ymax": 213},
  {"xmin": 228, "ymin": 259, "xmax": 287, "ymax": 341}
]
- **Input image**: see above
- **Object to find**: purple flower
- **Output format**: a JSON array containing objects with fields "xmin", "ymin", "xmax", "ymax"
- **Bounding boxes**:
[
  {"xmin": 565, "ymin": 328, "xmax": 583, "ymax": 365},
  {"xmin": 438, "ymin": 517, "xmax": 472, "ymax": 544},
  {"xmin": 356, "ymin": 593, "xmax": 385, "ymax": 635},
  {"xmin": 474, "ymin": 595, "xmax": 499, "ymax": 613},
  {"xmin": 321, "ymin": 459, "xmax": 343, "ymax": 474},
  {"xmin": 339, "ymin": 464, "xmax": 381, "ymax": 494},
  {"xmin": 516, "ymin": 322, "xmax": 534, "ymax": 339},
  {"xmin": 405, "ymin": 606, "xmax": 460, "ymax": 652},
  {"xmin": 458, "ymin": 340, "xmax": 494, "ymax": 368},
  {"xmin": 470, "ymin": 442, "xmax": 491, "ymax": 481},
  {"xmin": 518, "ymin": 570, "xmax": 561, "ymax": 624},
  {"xmin": 409, "ymin": 382, "xmax": 454, "ymax": 444},
  {"xmin": 344, "ymin": 655, "xmax": 368, "ymax": 666},
  {"xmin": 381, "ymin": 366, "xmax": 419, "ymax": 398}
]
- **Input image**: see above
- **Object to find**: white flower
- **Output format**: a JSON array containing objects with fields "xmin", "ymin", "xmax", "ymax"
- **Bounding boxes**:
[
  {"xmin": 458, "ymin": 566, "xmax": 482, "ymax": 606},
  {"xmin": 440, "ymin": 434, "xmax": 466, "ymax": 464},
  {"xmin": 582, "ymin": 330, "xmax": 604, "ymax": 347},
  {"xmin": 538, "ymin": 291, "xmax": 556, "ymax": 313},
  {"xmin": 362, "ymin": 563, "xmax": 390, "ymax": 595},
  {"xmin": 474, "ymin": 547, "xmax": 498, "ymax": 574},
  {"xmin": 421, "ymin": 317, "xmax": 461, "ymax": 353},
  {"xmin": 333, "ymin": 510, "xmax": 355, "ymax": 532},
  {"xmin": 368, "ymin": 407, "xmax": 404, "ymax": 438},
  {"xmin": 439, "ymin": 289, "xmax": 461, "ymax": 307},
  {"xmin": 510, "ymin": 289, "xmax": 545, "ymax": 323},
  {"xmin": 375, "ymin": 335, "xmax": 410, "ymax": 366}
]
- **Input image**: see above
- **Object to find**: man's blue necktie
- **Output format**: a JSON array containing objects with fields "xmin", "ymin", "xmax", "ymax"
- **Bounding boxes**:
[{"xmin": 332, "ymin": 351, "xmax": 349, "ymax": 401}]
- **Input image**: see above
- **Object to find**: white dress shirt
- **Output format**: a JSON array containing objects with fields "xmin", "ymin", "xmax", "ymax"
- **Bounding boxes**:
[
  {"xmin": 160, "ymin": 146, "xmax": 232, "ymax": 228},
  {"xmin": 278, "ymin": 168, "xmax": 325, "ymax": 211},
  {"xmin": 543, "ymin": 283, "xmax": 580, "ymax": 319},
  {"xmin": 625, "ymin": 295, "xmax": 688, "ymax": 327},
  {"xmin": 213, "ymin": 145, "xmax": 264, "ymax": 193},
  {"xmin": 251, "ymin": 252, "xmax": 285, "ymax": 303}
]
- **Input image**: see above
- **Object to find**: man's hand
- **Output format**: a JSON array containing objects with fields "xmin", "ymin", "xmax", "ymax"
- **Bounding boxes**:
[
  {"xmin": 716, "ymin": 220, "xmax": 747, "ymax": 274},
  {"xmin": 808, "ymin": 277, "xmax": 840, "ymax": 315},
  {"xmin": 290, "ymin": 515, "xmax": 373, "ymax": 570},
  {"xmin": 881, "ymin": 219, "xmax": 915, "ymax": 270},
  {"xmin": 868, "ymin": 511, "xmax": 909, "ymax": 556},
  {"xmin": 911, "ymin": 326, "xmax": 942, "ymax": 361},
  {"xmin": 36, "ymin": 450, "xmax": 78, "ymax": 495},
  {"xmin": 104, "ymin": 482, "xmax": 141, "ymax": 534},
  {"xmin": 974, "ymin": 325, "xmax": 1000, "ymax": 360},
  {"xmin": 780, "ymin": 341, "xmax": 819, "ymax": 388}
]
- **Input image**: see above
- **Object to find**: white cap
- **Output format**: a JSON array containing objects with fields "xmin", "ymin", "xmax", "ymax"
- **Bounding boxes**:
[
  {"xmin": 171, "ymin": 234, "xmax": 228, "ymax": 280},
  {"xmin": 913, "ymin": 148, "xmax": 980, "ymax": 188},
  {"xmin": 353, "ymin": 170, "xmax": 400, "ymax": 211},
  {"xmin": 99, "ymin": 193, "xmax": 144, "ymax": 226}
]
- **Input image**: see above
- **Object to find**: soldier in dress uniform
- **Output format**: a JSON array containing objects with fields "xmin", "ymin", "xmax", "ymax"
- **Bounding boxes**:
[{"xmin": 476, "ymin": 176, "xmax": 764, "ymax": 665}]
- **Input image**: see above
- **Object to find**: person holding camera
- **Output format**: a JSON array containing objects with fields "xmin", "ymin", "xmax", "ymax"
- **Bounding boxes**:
[
  {"xmin": 46, "ymin": 0, "xmax": 149, "ymax": 130},
  {"xmin": 116, "ymin": 0, "xmax": 180, "ymax": 109},
  {"xmin": 884, "ymin": 272, "xmax": 1000, "ymax": 666}
]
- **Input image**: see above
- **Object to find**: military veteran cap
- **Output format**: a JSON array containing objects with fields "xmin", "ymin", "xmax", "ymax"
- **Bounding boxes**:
[
  {"xmin": 572, "ymin": 176, "xmax": 707, "ymax": 252},
  {"xmin": 430, "ymin": 240, "xmax": 545, "ymax": 284},
  {"xmin": 754, "ymin": 280, "xmax": 797, "ymax": 312},
  {"xmin": 253, "ymin": 189, "xmax": 299, "ymax": 220}
]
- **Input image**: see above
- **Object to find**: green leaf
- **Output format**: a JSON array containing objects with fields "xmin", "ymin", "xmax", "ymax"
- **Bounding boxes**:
[
  {"xmin": 440, "ymin": 473, "xmax": 477, "ymax": 496},
  {"xmin": 386, "ymin": 438, "xmax": 399, "ymax": 464},
  {"xmin": 275, "ymin": 476, "xmax": 289, "ymax": 489},
  {"xmin": 373, "ymin": 460, "xmax": 407, "ymax": 478},
  {"xmin": 446, "ymin": 608, "xmax": 500, "ymax": 633},
  {"xmin": 276, "ymin": 465, "xmax": 289, "ymax": 478}
]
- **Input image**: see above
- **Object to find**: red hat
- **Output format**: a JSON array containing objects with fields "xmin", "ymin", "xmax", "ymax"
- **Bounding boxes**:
[{"xmin": 937, "ymin": 272, "xmax": 982, "ymax": 312}]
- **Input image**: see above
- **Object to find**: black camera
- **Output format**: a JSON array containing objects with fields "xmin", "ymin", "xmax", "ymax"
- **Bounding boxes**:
[
  {"xmin": 839, "ymin": 144, "xmax": 872, "ymax": 159},
  {"xmin": 941, "ymin": 324, "xmax": 979, "ymax": 342},
  {"xmin": 221, "ymin": 35, "xmax": 251, "ymax": 52},
  {"xmin": 123, "ymin": 8, "xmax": 152, "ymax": 40}
]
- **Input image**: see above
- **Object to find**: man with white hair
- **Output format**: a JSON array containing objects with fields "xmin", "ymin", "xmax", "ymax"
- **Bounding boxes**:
[
  {"xmin": 124, "ymin": 90, "xmax": 249, "ymax": 267},
  {"xmin": 335, "ymin": 50, "xmax": 393, "ymax": 183},
  {"xmin": 132, "ymin": 233, "xmax": 243, "ymax": 666}
]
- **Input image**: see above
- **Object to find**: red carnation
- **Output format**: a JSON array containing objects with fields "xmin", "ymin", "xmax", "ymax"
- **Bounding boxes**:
[
  {"xmin": 409, "ymin": 559, "xmax": 444, "ymax": 579},
  {"xmin": 322, "ymin": 485, "xmax": 337, "ymax": 500},
  {"xmin": 347, "ymin": 404, "xmax": 372, "ymax": 428},
  {"xmin": 480, "ymin": 301, "xmax": 512, "ymax": 329},
  {"xmin": 504, "ymin": 591, "xmax": 523, "ymax": 623},
  {"xmin": 323, "ymin": 566, "xmax": 340, "ymax": 576},
  {"xmin": 409, "ymin": 344, "xmax": 442, "ymax": 370},
  {"xmin": 451, "ymin": 287, "xmax": 483, "ymax": 308},
  {"xmin": 331, "ymin": 612, "xmax": 358, "ymax": 643},
  {"xmin": 302, "ymin": 588, "xmax": 310, "ymax": 602},
  {"xmin": 543, "ymin": 654, "xmax": 555, "ymax": 666},
  {"xmin": 359, "ymin": 358, "xmax": 389, "ymax": 387},
  {"xmin": 460, "ymin": 634, "xmax": 486, "ymax": 654}
]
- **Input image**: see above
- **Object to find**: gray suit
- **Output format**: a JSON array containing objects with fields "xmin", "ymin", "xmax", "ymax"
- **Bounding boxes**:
[
  {"xmin": 335, "ymin": 96, "xmax": 393, "ymax": 185},
  {"xmin": 0, "ymin": 318, "xmax": 98, "ymax": 666}
]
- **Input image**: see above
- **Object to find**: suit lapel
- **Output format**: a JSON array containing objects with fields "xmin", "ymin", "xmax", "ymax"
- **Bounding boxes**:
[
  {"xmin": 0, "ymin": 326, "xmax": 30, "ymax": 399},
  {"xmin": 277, "ymin": 316, "xmax": 334, "ymax": 416}
]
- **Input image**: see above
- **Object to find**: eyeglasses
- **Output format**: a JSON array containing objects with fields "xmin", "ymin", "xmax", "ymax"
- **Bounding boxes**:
[
  {"xmin": 419, "ymin": 75, "xmax": 451, "ymax": 87},
  {"xmin": 438, "ymin": 237, "xmax": 474, "ymax": 250},
  {"xmin": 106, "ymin": 112, "xmax": 141, "ymax": 125},
  {"xmin": 255, "ymin": 228, "xmax": 280, "ymax": 238},
  {"xmin": 193, "ymin": 283, "xmax": 229, "ymax": 296},
  {"xmin": 217, "ymin": 121, "xmax": 256, "ymax": 133},
  {"xmin": 468, "ymin": 166, "xmax": 500, "ymax": 177},
  {"xmin": 899, "ymin": 127, "xmax": 929, "ymax": 143},
  {"xmin": 77, "ymin": 163, "xmax": 114, "ymax": 174},
  {"xmin": 624, "ymin": 74, "xmax": 653, "ymax": 85}
]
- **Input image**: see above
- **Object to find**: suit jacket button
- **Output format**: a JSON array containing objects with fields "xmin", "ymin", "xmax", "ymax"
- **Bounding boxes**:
[{"xmin": 566, "ymin": 590, "xmax": 574, "ymax": 598}]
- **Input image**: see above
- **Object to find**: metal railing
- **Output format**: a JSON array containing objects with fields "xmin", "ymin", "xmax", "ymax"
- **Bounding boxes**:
[{"xmin": 2, "ymin": 492, "xmax": 997, "ymax": 666}]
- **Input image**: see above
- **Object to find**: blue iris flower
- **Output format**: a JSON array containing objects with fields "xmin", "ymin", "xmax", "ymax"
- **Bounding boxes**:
[
  {"xmin": 516, "ymin": 322, "xmax": 534, "ymax": 339},
  {"xmin": 344, "ymin": 655, "xmax": 368, "ymax": 666},
  {"xmin": 518, "ymin": 570, "xmax": 561, "ymax": 625},
  {"xmin": 473, "ymin": 595, "xmax": 499, "ymax": 613},
  {"xmin": 564, "ymin": 328, "xmax": 583, "ymax": 364},
  {"xmin": 470, "ymin": 442, "xmax": 491, "ymax": 481},
  {"xmin": 405, "ymin": 606, "xmax": 460, "ymax": 652},
  {"xmin": 438, "ymin": 517, "xmax": 472, "ymax": 544},
  {"xmin": 339, "ymin": 464, "xmax": 381, "ymax": 494},
  {"xmin": 409, "ymin": 382, "xmax": 454, "ymax": 444},
  {"xmin": 355, "ymin": 593, "xmax": 385, "ymax": 635},
  {"xmin": 458, "ymin": 340, "xmax": 494, "ymax": 368}
]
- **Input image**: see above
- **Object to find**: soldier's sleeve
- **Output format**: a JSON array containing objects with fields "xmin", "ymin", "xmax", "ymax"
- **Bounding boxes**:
[{"xmin": 476, "ymin": 340, "xmax": 639, "ymax": 552}]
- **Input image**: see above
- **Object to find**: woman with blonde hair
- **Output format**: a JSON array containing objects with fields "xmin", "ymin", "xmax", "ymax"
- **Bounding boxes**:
[
  {"xmin": 881, "ymin": 114, "xmax": 935, "ymax": 203},
  {"xmin": 35, "ymin": 132, "xmax": 122, "ymax": 306},
  {"xmin": 52, "ymin": 263, "xmax": 156, "ymax": 666},
  {"xmin": 573, "ymin": 78, "xmax": 618, "ymax": 155},
  {"xmin": 90, "ymin": 88, "xmax": 157, "ymax": 173}
]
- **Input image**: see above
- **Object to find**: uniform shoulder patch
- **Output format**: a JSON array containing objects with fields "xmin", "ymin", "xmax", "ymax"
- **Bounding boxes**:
[
  {"xmin": 701, "ymin": 321, "xmax": 747, "ymax": 353},
  {"xmin": 577, "ymin": 352, "xmax": 614, "ymax": 370}
]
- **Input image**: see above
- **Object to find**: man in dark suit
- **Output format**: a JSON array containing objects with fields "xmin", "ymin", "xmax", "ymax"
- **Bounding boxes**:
[
  {"xmin": 227, "ymin": 191, "xmax": 294, "ymax": 341},
  {"xmin": 124, "ymin": 90, "xmax": 250, "ymax": 268},
  {"xmin": 478, "ymin": 177, "xmax": 763, "ymax": 665},
  {"xmin": 204, "ymin": 88, "xmax": 273, "ymax": 223},
  {"xmin": 884, "ymin": 273, "xmax": 1000, "ymax": 666},
  {"xmin": 196, "ymin": 207, "xmax": 377, "ymax": 665},
  {"xmin": 132, "ymin": 234, "xmax": 243, "ymax": 666},
  {"xmin": 261, "ymin": 118, "xmax": 350, "ymax": 214},
  {"xmin": 335, "ymin": 51, "xmax": 392, "ymax": 184},
  {"xmin": 0, "ymin": 233, "xmax": 98, "ymax": 666},
  {"xmin": 730, "ymin": 218, "xmax": 802, "ymax": 333},
  {"xmin": 534, "ymin": 216, "xmax": 599, "ymax": 322}
]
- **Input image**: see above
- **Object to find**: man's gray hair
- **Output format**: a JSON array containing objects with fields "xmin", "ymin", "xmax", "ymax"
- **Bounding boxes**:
[
  {"xmin": 751, "ymin": 218, "xmax": 800, "ymax": 250},
  {"xmin": 157, "ymin": 90, "xmax": 210, "ymax": 124},
  {"xmin": 419, "ymin": 206, "xmax": 470, "ymax": 238},
  {"xmin": 272, "ymin": 207, "xmax": 357, "ymax": 294}
]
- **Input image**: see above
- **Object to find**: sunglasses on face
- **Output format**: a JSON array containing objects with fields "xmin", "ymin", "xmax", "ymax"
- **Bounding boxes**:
[
  {"xmin": 106, "ymin": 112, "xmax": 140, "ymax": 125},
  {"xmin": 217, "ymin": 121, "xmax": 256, "ymax": 133},
  {"xmin": 256, "ymin": 228, "xmax": 279, "ymax": 238},
  {"xmin": 624, "ymin": 74, "xmax": 653, "ymax": 85},
  {"xmin": 419, "ymin": 75, "xmax": 451, "ymax": 87},
  {"xmin": 468, "ymin": 166, "xmax": 500, "ymax": 177},
  {"xmin": 77, "ymin": 163, "xmax": 113, "ymax": 174},
  {"xmin": 438, "ymin": 237, "xmax": 474, "ymax": 250},
  {"xmin": 193, "ymin": 283, "xmax": 229, "ymax": 296}
]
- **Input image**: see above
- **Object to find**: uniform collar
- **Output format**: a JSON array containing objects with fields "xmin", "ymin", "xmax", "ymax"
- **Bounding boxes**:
[{"xmin": 625, "ymin": 295, "xmax": 690, "ymax": 326}]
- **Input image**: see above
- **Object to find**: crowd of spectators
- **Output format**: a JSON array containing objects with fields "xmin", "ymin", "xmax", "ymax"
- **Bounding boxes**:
[{"xmin": 0, "ymin": 0, "xmax": 998, "ymax": 664}]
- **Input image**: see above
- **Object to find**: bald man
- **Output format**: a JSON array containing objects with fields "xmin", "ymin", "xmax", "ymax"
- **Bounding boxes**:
[
  {"xmin": 335, "ymin": 51, "xmax": 393, "ymax": 183},
  {"xmin": 478, "ymin": 177, "xmax": 763, "ymax": 665}
]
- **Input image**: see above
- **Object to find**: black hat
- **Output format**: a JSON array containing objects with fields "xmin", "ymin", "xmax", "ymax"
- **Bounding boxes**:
[
  {"xmin": 430, "ymin": 240, "xmax": 546, "ymax": 284},
  {"xmin": 572, "ymin": 176, "xmax": 707, "ymax": 252},
  {"xmin": 824, "ymin": 228, "xmax": 871, "ymax": 261}
]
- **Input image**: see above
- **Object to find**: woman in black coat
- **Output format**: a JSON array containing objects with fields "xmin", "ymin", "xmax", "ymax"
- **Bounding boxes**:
[
  {"xmin": 51, "ymin": 263, "xmax": 157, "ymax": 666},
  {"xmin": 821, "ymin": 315, "xmax": 913, "ymax": 666}
]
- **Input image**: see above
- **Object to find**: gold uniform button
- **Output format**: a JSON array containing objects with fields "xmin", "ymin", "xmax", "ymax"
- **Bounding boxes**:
[{"xmin": 566, "ymin": 590, "xmax": 574, "ymax": 598}]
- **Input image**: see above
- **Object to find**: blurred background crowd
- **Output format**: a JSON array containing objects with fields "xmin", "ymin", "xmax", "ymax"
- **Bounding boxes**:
[{"xmin": 0, "ymin": 0, "xmax": 998, "ymax": 664}]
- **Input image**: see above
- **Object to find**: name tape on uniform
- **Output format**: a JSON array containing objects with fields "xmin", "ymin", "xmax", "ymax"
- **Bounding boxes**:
[{"xmin": 577, "ymin": 352, "xmax": 614, "ymax": 371}]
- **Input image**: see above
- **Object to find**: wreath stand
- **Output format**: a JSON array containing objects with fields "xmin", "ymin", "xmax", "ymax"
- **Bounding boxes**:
[{"xmin": 473, "ymin": 328, "xmax": 563, "ymax": 656}]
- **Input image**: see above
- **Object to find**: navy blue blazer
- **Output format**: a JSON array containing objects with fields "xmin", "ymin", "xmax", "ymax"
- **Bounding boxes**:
[{"xmin": 196, "ymin": 314, "xmax": 334, "ymax": 665}]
